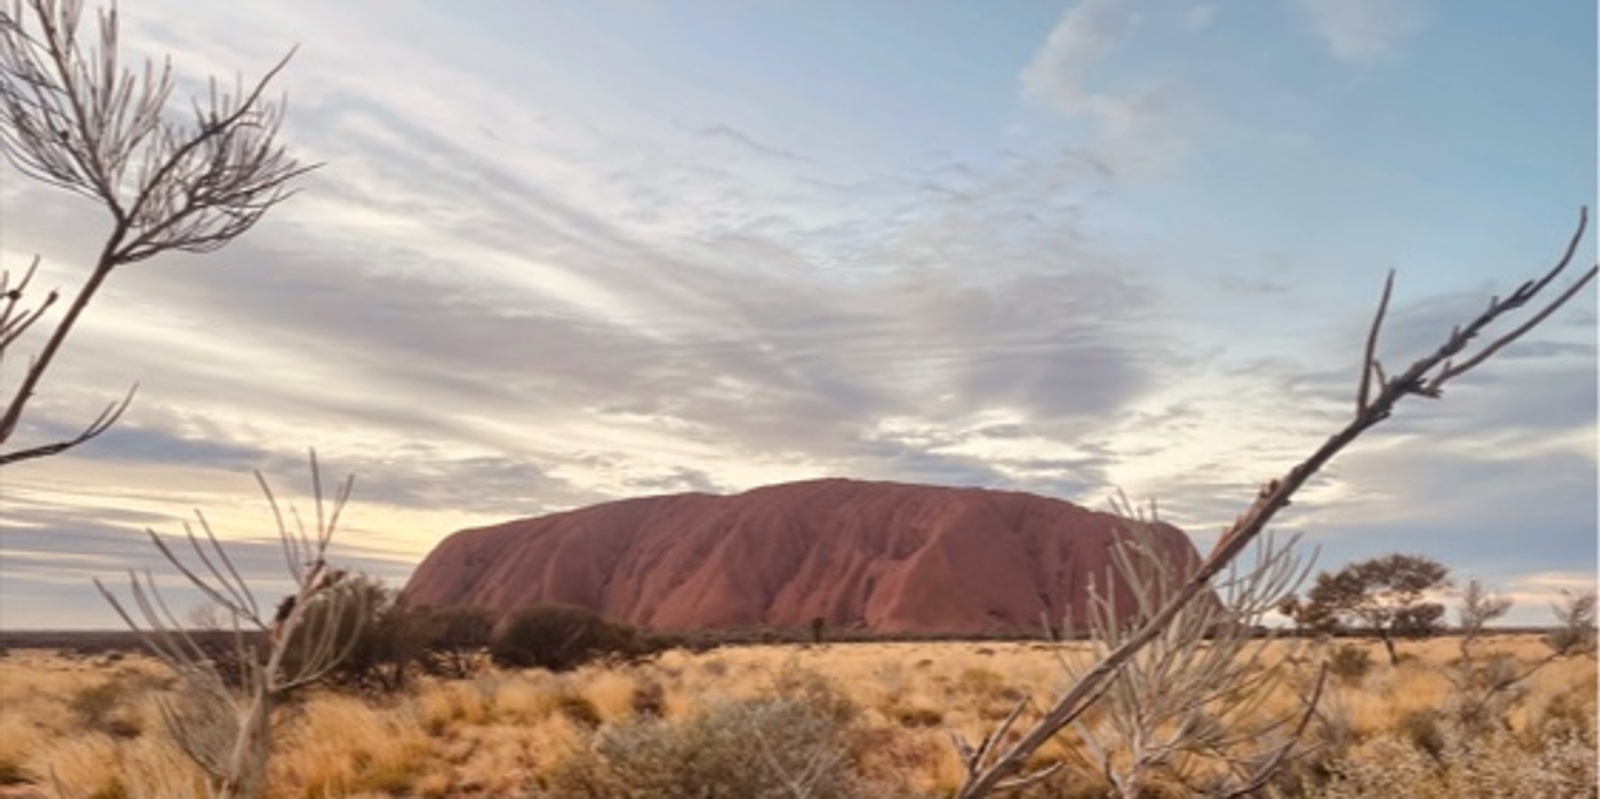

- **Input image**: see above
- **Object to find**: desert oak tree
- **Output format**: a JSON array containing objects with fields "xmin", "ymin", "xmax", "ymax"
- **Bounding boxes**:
[{"xmin": 1286, "ymin": 553, "xmax": 1451, "ymax": 665}]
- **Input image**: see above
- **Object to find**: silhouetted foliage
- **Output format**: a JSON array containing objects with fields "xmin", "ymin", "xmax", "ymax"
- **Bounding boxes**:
[
  {"xmin": 307, "ymin": 587, "xmax": 501, "ymax": 691},
  {"xmin": 419, "ymin": 605, "xmax": 495, "ymax": 678},
  {"xmin": 310, "ymin": 577, "xmax": 423, "ymax": 693},
  {"xmin": 490, "ymin": 604, "xmax": 655, "ymax": 672}
]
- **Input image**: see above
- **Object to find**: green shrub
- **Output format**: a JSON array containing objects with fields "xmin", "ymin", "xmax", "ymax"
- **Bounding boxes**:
[
  {"xmin": 490, "ymin": 604, "xmax": 643, "ymax": 672},
  {"xmin": 277, "ymin": 574, "xmax": 391, "ymax": 691},
  {"xmin": 546, "ymin": 697, "xmax": 862, "ymax": 798},
  {"xmin": 420, "ymin": 605, "xmax": 496, "ymax": 678}
]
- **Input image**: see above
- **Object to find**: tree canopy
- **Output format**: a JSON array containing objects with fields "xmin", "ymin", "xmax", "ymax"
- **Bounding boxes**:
[{"xmin": 1282, "ymin": 553, "xmax": 1450, "ymax": 665}]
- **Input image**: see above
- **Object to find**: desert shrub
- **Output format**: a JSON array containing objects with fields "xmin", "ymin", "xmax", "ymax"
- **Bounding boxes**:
[
  {"xmin": 1394, "ymin": 709, "xmax": 1445, "ymax": 762},
  {"xmin": 545, "ymin": 697, "xmax": 862, "ymax": 798},
  {"xmin": 888, "ymin": 704, "xmax": 944, "ymax": 728},
  {"xmin": 1313, "ymin": 722, "xmax": 1598, "ymax": 799},
  {"xmin": 491, "ymin": 604, "xmax": 644, "ymax": 672},
  {"xmin": 88, "ymin": 777, "xmax": 129, "ymax": 799},
  {"xmin": 554, "ymin": 690, "xmax": 604, "ymax": 729},
  {"xmin": 0, "ymin": 756, "xmax": 24, "ymax": 784},
  {"xmin": 1535, "ymin": 690, "xmax": 1597, "ymax": 741},
  {"xmin": 313, "ymin": 595, "xmax": 497, "ymax": 690},
  {"xmin": 420, "ymin": 605, "xmax": 496, "ymax": 678},
  {"xmin": 956, "ymin": 666, "xmax": 1009, "ymax": 697},
  {"xmin": 70, "ymin": 682, "xmax": 124, "ymax": 732},
  {"xmin": 769, "ymin": 661, "xmax": 859, "ymax": 727},
  {"xmin": 1328, "ymin": 644, "xmax": 1373, "ymax": 685},
  {"xmin": 629, "ymin": 679, "xmax": 667, "ymax": 719},
  {"xmin": 253, "ymin": 573, "xmax": 388, "ymax": 695},
  {"xmin": 68, "ymin": 676, "xmax": 148, "ymax": 740}
]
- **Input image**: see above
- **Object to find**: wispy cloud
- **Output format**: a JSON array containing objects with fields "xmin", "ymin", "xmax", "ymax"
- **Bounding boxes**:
[
  {"xmin": 1018, "ymin": 0, "xmax": 1189, "ymax": 176},
  {"xmin": 0, "ymin": 0, "xmax": 1591, "ymax": 629},
  {"xmin": 1297, "ymin": 0, "xmax": 1429, "ymax": 65}
]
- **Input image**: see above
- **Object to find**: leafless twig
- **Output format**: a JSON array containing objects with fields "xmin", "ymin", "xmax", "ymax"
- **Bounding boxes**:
[
  {"xmin": 0, "ymin": 0, "xmax": 314, "ymax": 466},
  {"xmin": 954, "ymin": 208, "xmax": 1597, "ymax": 797},
  {"xmin": 95, "ymin": 451, "xmax": 362, "ymax": 799}
]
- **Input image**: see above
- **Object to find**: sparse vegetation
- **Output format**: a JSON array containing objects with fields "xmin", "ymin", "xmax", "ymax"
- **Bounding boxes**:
[
  {"xmin": 3, "ymin": 0, "xmax": 1593, "ymax": 795},
  {"xmin": 1, "ymin": 635, "xmax": 1593, "ymax": 797}
]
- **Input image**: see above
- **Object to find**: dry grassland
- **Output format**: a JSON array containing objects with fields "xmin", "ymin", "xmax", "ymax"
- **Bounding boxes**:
[{"xmin": 1, "ymin": 635, "xmax": 1593, "ymax": 798}]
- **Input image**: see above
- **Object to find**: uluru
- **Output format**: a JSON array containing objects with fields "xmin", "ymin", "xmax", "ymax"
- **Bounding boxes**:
[{"xmin": 401, "ymin": 478, "xmax": 1204, "ymax": 636}]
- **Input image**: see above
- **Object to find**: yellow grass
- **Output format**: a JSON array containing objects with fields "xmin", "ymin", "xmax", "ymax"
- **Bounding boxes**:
[{"xmin": 2, "ymin": 635, "xmax": 1593, "ymax": 797}]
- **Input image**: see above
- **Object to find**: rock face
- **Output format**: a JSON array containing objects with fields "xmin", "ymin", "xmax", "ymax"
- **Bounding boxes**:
[{"xmin": 401, "ymin": 478, "xmax": 1205, "ymax": 636}]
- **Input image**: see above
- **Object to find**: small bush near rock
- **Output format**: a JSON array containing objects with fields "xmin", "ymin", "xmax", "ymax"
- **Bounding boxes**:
[{"xmin": 491, "ymin": 604, "xmax": 655, "ymax": 672}]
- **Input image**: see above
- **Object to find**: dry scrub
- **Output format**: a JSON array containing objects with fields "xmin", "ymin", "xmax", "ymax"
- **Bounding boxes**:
[{"xmin": 3, "ymin": 635, "xmax": 1593, "ymax": 797}]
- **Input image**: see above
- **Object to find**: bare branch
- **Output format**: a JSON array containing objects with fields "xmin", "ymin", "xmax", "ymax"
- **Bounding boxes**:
[
  {"xmin": 0, "ymin": 380, "xmax": 134, "ymax": 465},
  {"xmin": 1418, "ymin": 207, "xmax": 1596, "ymax": 394},
  {"xmin": 1216, "ymin": 664, "xmax": 1328, "ymax": 799},
  {"xmin": 1357, "ymin": 270, "xmax": 1394, "ymax": 413},
  {"xmin": 0, "ymin": 0, "xmax": 314, "ymax": 470},
  {"xmin": 96, "ymin": 452, "xmax": 362, "ymax": 798},
  {"xmin": 0, "ymin": 257, "xmax": 58, "ymax": 352},
  {"xmin": 954, "ymin": 208, "xmax": 1597, "ymax": 797}
]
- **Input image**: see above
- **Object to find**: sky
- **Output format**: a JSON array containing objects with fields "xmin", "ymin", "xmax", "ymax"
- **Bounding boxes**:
[{"xmin": 1, "ymin": 0, "xmax": 1595, "ymax": 629}]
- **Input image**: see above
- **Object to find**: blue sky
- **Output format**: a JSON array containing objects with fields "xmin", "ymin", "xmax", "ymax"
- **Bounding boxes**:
[{"xmin": 1, "ymin": 0, "xmax": 1594, "ymax": 628}]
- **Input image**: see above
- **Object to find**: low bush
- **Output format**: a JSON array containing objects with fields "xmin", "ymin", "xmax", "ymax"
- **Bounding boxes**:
[
  {"xmin": 1328, "ymin": 644, "xmax": 1373, "ymax": 685},
  {"xmin": 491, "ymin": 604, "xmax": 655, "ymax": 672},
  {"xmin": 1311, "ymin": 721, "xmax": 1598, "ymax": 799},
  {"xmin": 629, "ymin": 679, "xmax": 667, "ymax": 719},
  {"xmin": 888, "ymin": 704, "xmax": 944, "ymax": 728},
  {"xmin": 546, "ymin": 697, "xmax": 863, "ymax": 798}
]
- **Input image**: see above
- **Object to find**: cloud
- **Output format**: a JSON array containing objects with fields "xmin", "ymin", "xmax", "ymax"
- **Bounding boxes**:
[
  {"xmin": 1, "ymin": 0, "xmax": 1590, "ymax": 631},
  {"xmin": 1018, "ymin": 0, "xmax": 1189, "ymax": 176},
  {"xmin": 0, "ymin": 513, "xmax": 415, "ymax": 630},
  {"xmin": 1297, "ymin": 0, "xmax": 1428, "ymax": 65}
]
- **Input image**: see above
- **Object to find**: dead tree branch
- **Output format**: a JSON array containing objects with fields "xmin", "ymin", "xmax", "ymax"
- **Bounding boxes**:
[
  {"xmin": 0, "ymin": 0, "xmax": 315, "ymax": 466},
  {"xmin": 95, "ymin": 451, "xmax": 362, "ymax": 799},
  {"xmin": 954, "ymin": 207, "xmax": 1597, "ymax": 797}
]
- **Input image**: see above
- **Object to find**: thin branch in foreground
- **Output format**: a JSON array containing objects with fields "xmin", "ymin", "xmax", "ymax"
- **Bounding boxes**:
[
  {"xmin": 95, "ymin": 451, "xmax": 363, "ymax": 799},
  {"xmin": 954, "ymin": 207, "xmax": 1598, "ymax": 797},
  {"xmin": 0, "ymin": 0, "xmax": 314, "ymax": 468}
]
